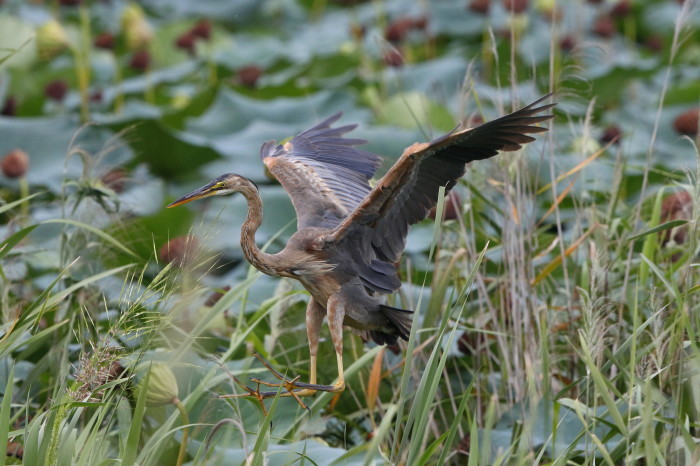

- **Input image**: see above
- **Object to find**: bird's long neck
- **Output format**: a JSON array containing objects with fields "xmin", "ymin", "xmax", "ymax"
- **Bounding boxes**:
[{"xmin": 239, "ymin": 184, "xmax": 283, "ymax": 276}]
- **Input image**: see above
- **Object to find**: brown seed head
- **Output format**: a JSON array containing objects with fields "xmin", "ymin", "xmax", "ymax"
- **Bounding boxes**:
[
  {"xmin": 94, "ymin": 32, "xmax": 116, "ymax": 50},
  {"xmin": 385, "ymin": 18, "xmax": 413, "ymax": 43},
  {"xmin": 238, "ymin": 65, "xmax": 263, "ymax": 87},
  {"xmin": 1, "ymin": 96, "xmax": 17, "ymax": 116},
  {"xmin": 175, "ymin": 32, "xmax": 196, "ymax": 55},
  {"xmin": 610, "ymin": 0, "xmax": 631, "ymax": 17},
  {"xmin": 644, "ymin": 35, "xmax": 663, "ymax": 53},
  {"xmin": 600, "ymin": 125, "xmax": 622, "ymax": 144},
  {"xmin": 159, "ymin": 235, "xmax": 199, "ymax": 267},
  {"xmin": 45, "ymin": 80, "xmax": 69, "ymax": 101},
  {"xmin": 468, "ymin": 0, "xmax": 490, "ymax": 14},
  {"xmin": 191, "ymin": 19, "xmax": 212, "ymax": 40},
  {"xmin": 560, "ymin": 35, "xmax": 576, "ymax": 51},
  {"xmin": 660, "ymin": 190, "xmax": 693, "ymax": 247},
  {"xmin": 503, "ymin": 0, "xmax": 528, "ymax": 13},
  {"xmin": 673, "ymin": 108, "xmax": 699, "ymax": 136},
  {"xmin": 129, "ymin": 50, "xmax": 151, "ymax": 71},
  {"xmin": 1, "ymin": 149, "xmax": 30, "ymax": 178},
  {"xmin": 593, "ymin": 15, "xmax": 616, "ymax": 38},
  {"xmin": 90, "ymin": 89, "xmax": 104, "ymax": 103}
]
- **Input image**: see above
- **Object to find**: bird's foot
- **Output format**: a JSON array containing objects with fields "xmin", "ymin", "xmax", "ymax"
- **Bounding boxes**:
[
  {"xmin": 219, "ymin": 374, "xmax": 272, "ymax": 416},
  {"xmin": 220, "ymin": 354, "xmax": 345, "ymax": 412},
  {"xmin": 254, "ymin": 353, "xmax": 348, "ymax": 407}
]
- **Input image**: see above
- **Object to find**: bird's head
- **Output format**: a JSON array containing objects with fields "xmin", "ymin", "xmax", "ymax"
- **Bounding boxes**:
[{"xmin": 167, "ymin": 173, "xmax": 258, "ymax": 208}]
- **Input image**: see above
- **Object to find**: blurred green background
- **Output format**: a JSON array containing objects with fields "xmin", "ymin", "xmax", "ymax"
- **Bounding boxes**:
[{"xmin": 1, "ymin": 0, "xmax": 699, "ymax": 464}]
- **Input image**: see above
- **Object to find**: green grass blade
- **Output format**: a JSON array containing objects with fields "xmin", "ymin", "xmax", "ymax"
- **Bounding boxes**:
[
  {"xmin": 0, "ymin": 225, "xmax": 38, "ymax": 260},
  {"xmin": 123, "ymin": 368, "xmax": 150, "ymax": 466},
  {"xmin": 436, "ymin": 386, "xmax": 472, "ymax": 465},
  {"xmin": 467, "ymin": 411, "xmax": 479, "ymax": 466},
  {"xmin": 0, "ymin": 364, "xmax": 14, "ymax": 466},
  {"xmin": 578, "ymin": 334, "xmax": 627, "ymax": 436},
  {"xmin": 640, "ymin": 254, "xmax": 679, "ymax": 299},
  {"xmin": 406, "ymin": 247, "xmax": 487, "ymax": 464},
  {"xmin": 363, "ymin": 403, "xmax": 398, "ymax": 465},
  {"xmin": 250, "ymin": 389, "xmax": 282, "ymax": 466},
  {"xmin": 0, "ymin": 192, "xmax": 42, "ymax": 214},
  {"xmin": 638, "ymin": 189, "xmax": 664, "ymax": 285},
  {"xmin": 416, "ymin": 431, "xmax": 449, "ymax": 466},
  {"xmin": 41, "ymin": 218, "xmax": 139, "ymax": 258},
  {"xmin": 24, "ymin": 412, "xmax": 48, "ymax": 466},
  {"xmin": 626, "ymin": 219, "xmax": 688, "ymax": 242},
  {"xmin": 0, "ymin": 35, "xmax": 32, "ymax": 65},
  {"xmin": 392, "ymin": 188, "xmax": 447, "ymax": 460},
  {"xmin": 45, "ymin": 264, "xmax": 135, "ymax": 308}
]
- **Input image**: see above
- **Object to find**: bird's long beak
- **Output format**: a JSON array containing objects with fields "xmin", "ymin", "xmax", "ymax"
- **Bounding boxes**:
[{"xmin": 167, "ymin": 181, "xmax": 219, "ymax": 208}]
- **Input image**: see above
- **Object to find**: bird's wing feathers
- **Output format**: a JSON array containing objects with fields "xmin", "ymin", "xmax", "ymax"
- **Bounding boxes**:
[
  {"xmin": 329, "ymin": 95, "xmax": 555, "ymax": 275},
  {"xmin": 260, "ymin": 113, "xmax": 382, "ymax": 229}
]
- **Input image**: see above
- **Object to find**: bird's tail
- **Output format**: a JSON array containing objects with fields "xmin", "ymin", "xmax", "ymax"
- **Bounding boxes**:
[{"xmin": 368, "ymin": 305, "xmax": 413, "ymax": 346}]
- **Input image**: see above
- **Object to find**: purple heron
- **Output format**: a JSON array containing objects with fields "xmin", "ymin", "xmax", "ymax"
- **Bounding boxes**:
[{"xmin": 168, "ymin": 95, "xmax": 555, "ymax": 405}]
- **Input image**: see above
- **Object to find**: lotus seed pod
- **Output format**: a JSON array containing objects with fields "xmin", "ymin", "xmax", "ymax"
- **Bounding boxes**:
[
  {"xmin": 36, "ymin": 19, "xmax": 71, "ymax": 60},
  {"xmin": 121, "ymin": 3, "xmax": 154, "ymax": 50},
  {"xmin": 136, "ymin": 362, "xmax": 179, "ymax": 406},
  {"xmin": 1, "ymin": 149, "xmax": 29, "ymax": 178}
]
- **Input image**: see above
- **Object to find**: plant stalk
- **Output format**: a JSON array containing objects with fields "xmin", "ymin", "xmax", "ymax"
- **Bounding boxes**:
[{"xmin": 173, "ymin": 398, "xmax": 190, "ymax": 466}]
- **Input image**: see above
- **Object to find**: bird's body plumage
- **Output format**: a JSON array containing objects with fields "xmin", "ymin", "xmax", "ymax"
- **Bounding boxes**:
[
  {"xmin": 254, "ymin": 95, "xmax": 554, "ymax": 343},
  {"xmin": 168, "ymin": 95, "xmax": 555, "ymax": 398}
]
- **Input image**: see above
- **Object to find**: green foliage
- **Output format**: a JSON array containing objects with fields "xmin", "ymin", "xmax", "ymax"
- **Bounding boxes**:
[{"xmin": 1, "ymin": 0, "xmax": 699, "ymax": 464}]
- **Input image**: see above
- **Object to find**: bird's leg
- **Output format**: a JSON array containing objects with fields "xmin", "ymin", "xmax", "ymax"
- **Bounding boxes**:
[
  {"xmin": 246, "ymin": 299, "xmax": 327, "ymax": 405},
  {"xmin": 247, "ymin": 296, "xmax": 346, "ymax": 403},
  {"xmin": 325, "ymin": 293, "xmax": 345, "ymax": 392},
  {"xmin": 305, "ymin": 298, "xmax": 325, "ymax": 385}
]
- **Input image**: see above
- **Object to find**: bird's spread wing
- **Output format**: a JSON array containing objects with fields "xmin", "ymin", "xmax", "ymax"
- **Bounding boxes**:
[
  {"xmin": 328, "ymin": 95, "xmax": 555, "ymax": 292},
  {"xmin": 260, "ymin": 113, "xmax": 382, "ymax": 230}
]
